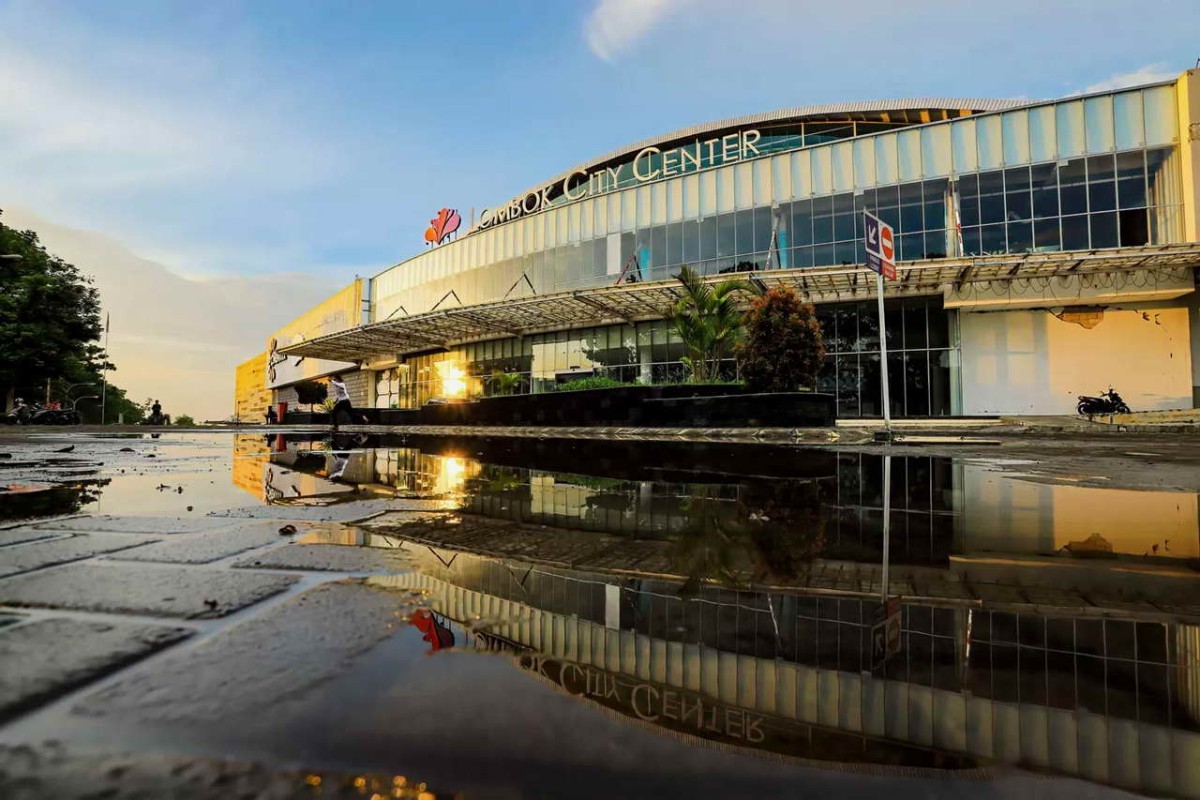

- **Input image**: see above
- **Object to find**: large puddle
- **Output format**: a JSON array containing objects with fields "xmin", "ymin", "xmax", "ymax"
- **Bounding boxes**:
[{"xmin": 2, "ymin": 431, "xmax": 1198, "ymax": 796}]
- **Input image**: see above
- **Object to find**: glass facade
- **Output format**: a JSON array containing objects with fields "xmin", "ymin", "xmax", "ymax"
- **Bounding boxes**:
[
  {"xmin": 371, "ymin": 83, "xmax": 1182, "ymax": 322},
  {"xmin": 359, "ymin": 81, "xmax": 1185, "ymax": 418}
]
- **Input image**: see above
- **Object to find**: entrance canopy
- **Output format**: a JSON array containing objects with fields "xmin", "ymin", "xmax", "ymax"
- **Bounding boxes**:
[{"xmin": 281, "ymin": 244, "xmax": 1200, "ymax": 363}]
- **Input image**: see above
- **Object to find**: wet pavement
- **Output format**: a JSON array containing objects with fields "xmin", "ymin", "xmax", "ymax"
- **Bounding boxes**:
[{"xmin": 0, "ymin": 429, "xmax": 1197, "ymax": 798}]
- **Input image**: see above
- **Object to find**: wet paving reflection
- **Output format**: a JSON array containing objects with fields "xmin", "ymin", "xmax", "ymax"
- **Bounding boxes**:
[{"xmin": 239, "ymin": 432, "xmax": 1200, "ymax": 797}]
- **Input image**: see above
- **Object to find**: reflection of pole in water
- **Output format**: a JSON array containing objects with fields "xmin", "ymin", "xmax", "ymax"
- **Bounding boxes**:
[{"xmin": 881, "ymin": 454, "xmax": 891, "ymax": 603}]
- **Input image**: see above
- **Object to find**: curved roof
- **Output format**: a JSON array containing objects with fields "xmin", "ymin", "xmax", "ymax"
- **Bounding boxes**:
[{"xmin": 495, "ymin": 98, "xmax": 1028, "ymax": 216}]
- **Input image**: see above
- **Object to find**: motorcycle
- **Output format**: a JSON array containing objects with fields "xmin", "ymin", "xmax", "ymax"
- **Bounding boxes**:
[
  {"xmin": 1077, "ymin": 388, "xmax": 1131, "ymax": 417},
  {"xmin": 3, "ymin": 403, "xmax": 81, "ymax": 425}
]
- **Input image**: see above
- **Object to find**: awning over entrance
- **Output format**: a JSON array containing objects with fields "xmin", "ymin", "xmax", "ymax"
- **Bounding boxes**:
[{"xmin": 281, "ymin": 244, "xmax": 1200, "ymax": 363}]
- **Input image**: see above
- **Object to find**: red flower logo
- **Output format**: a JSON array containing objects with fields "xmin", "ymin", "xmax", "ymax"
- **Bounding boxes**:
[{"xmin": 424, "ymin": 208, "xmax": 462, "ymax": 245}]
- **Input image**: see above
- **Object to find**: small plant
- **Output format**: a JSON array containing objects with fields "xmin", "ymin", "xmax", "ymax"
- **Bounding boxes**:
[
  {"xmin": 293, "ymin": 379, "xmax": 328, "ymax": 411},
  {"xmin": 736, "ymin": 286, "xmax": 825, "ymax": 392},
  {"xmin": 173, "ymin": 414, "xmax": 196, "ymax": 427},
  {"xmin": 319, "ymin": 397, "xmax": 338, "ymax": 414},
  {"xmin": 548, "ymin": 376, "xmax": 632, "ymax": 392},
  {"xmin": 487, "ymin": 369, "xmax": 523, "ymax": 396}
]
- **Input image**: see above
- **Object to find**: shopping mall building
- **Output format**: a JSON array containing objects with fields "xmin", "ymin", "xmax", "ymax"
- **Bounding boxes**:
[{"xmin": 236, "ymin": 69, "xmax": 1200, "ymax": 420}]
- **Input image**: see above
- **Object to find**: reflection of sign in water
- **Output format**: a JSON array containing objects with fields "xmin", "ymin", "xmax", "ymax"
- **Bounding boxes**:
[
  {"xmin": 872, "ymin": 597, "xmax": 902, "ymax": 663},
  {"xmin": 519, "ymin": 653, "xmax": 768, "ymax": 745}
]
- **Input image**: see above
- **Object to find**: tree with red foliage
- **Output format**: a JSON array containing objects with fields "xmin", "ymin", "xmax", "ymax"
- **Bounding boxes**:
[{"xmin": 736, "ymin": 286, "xmax": 825, "ymax": 392}]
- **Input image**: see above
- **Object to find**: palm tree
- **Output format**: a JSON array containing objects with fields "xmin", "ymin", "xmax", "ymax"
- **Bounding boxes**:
[{"xmin": 668, "ymin": 265, "xmax": 760, "ymax": 382}]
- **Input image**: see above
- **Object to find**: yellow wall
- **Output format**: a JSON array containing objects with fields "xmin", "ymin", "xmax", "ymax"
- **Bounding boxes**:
[
  {"xmin": 960, "ymin": 463, "xmax": 1199, "ymax": 558},
  {"xmin": 267, "ymin": 280, "xmax": 364, "ymax": 388},
  {"xmin": 233, "ymin": 352, "xmax": 271, "ymax": 423},
  {"xmin": 960, "ymin": 303, "xmax": 1195, "ymax": 414}
]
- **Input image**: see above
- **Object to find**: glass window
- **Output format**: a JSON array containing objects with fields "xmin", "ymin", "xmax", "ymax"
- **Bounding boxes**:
[
  {"xmin": 1142, "ymin": 85, "xmax": 1176, "ymax": 147},
  {"xmin": 1084, "ymin": 95, "xmax": 1115, "ymax": 154},
  {"xmin": 711, "ymin": 215, "xmax": 731, "ymax": 263},
  {"xmin": 682, "ymin": 174, "xmax": 699, "ymax": 219},
  {"xmin": 716, "ymin": 165, "xmax": 735, "ymax": 213},
  {"xmin": 1089, "ymin": 180, "xmax": 1116, "ymax": 213},
  {"xmin": 897, "ymin": 129, "xmax": 921, "ymax": 181},
  {"xmin": 1061, "ymin": 215, "xmax": 1089, "ymax": 250},
  {"xmin": 951, "ymin": 119, "xmax": 977, "ymax": 173},
  {"xmin": 1058, "ymin": 159, "xmax": 1088, "ymax": 216},
  {"xmin": 1034, "ymin": 217, "xmax": 1060, "ymax": 251},
  {"xmin": 1029, "ymin": 106, "xmax": 1056, "ymax": 162},
  {"xmin": 1002, "ymin": 110, "xmax": 1030, "ymax": 165},
  {"xmin": 734, "ymin": 162, "xmax": 753, "ymax": 209},
  {"xmin": 875, "ymin": 134, "xmax": 898, "ymax": 185},
  {"xmin": 832, "ymin": 141, "xmax": 853, "ymax": 191},
  {"xmin": 1055, "ymin": 100, "xmax": 1085, "ymax": 158},
  {"xmin": 1091, "ymin": 212, "xmax": 1118, "ymax": 249},
  {"xmin": 1113, "ymin": 91, "xmax": 1146, "ymax": 150},
  {"xmin": 811, "ymin": 145, "xmax": 830, "ymax": 194},
  {"xmin": 682, "ymin": 220, "xmax": 700, "ymax": 263},
  {"xmin": 734, "ymin": 210, "xmax": 754, "ymax": 256},
  {"xmin": 650, "ymin": 183, "xmax": 667, "ymax": 225},
  {"xmin": 791, "ymin": 151, "xmax": 811, "ymax": 197},
  {"xmin": 753, "ymin": 159, "xmax": 773, "ymax": 205},
  {"xmin": 699, "ymin": 170, "xmax": 717, "ymax": 217},
  {"xmin": 977, "ymin": 115, "xmax": 1003, "ymax": 169},
  {"xmin": 921, "ymin": 125, "xmax": 952, "ymax": 177},
  {"xmin": 791, "ymin": 200, "xmax": 813, "ymax": 246},
  {"xmin": 812, "ymin": 196, "xmax": 834, "ymax": 243},
  {"xmin": 666, "ymin": 178, "xmax": 683, "ymax": 222},
  {"xmin": 853, "ymin": 138, "xmax": 876, "ymax": 188},
  {"xmin": 665, "ymin": 221, "xmax": 683, "ymax": 265},
  {"xmin": 752, "ymin": 207, "xmax": 773, "ymax": 253},
  {"xmin": 1031, "ymin": 164, "xmax": 1059, "ymax": 219},
  {"xmin": 698, "ymin": 217, "xmax": 717, "ymax": 265},
  {"xmin": 771, "ymin": 154, "xmax": 793, "ymax": 201},
  {"xmin": 977, "ymin": 171, "xmax": 1005, "ymax": 225}
]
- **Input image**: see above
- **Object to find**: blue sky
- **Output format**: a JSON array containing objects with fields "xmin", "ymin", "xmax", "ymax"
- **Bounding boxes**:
[{"xmin": 2, "ymin": 0, "xmax": 1199, "ymax": 282}]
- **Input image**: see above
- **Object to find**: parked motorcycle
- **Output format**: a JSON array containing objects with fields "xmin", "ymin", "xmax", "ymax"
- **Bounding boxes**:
[
  {"xmin": 1076, "ymin": 388, "xmax": 1131, "ymax": 417},
  {"xmin": 3, "ymin": 402, "xmax": 79, "ymax": 425}
]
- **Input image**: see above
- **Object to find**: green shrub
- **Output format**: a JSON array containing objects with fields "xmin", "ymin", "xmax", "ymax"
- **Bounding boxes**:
[
  {"xmin": 736, "ymin": 286, "xmax": 825, "ymax": 392},
  {"xmin": 547, "ymin": 376, "xmax": 632, "ymax": 392},
  {"xmin": 173, "ymin": 414, "xmax": 196, "ymax": 427}
]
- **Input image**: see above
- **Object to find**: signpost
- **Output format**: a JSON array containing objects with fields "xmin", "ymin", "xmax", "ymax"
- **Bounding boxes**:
[{"xmin": 863, "ymin": 211, "xmax": 896, "ymax": 430}]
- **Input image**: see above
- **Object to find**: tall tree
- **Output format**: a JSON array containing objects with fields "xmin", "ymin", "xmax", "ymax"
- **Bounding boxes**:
[
  {"xmin": 0, "ymin": 210, "xmax": 132, "ymax": 416},
  {"xmin": 667, "ymin": 266, "xmax": 759, "ymax": 383}
]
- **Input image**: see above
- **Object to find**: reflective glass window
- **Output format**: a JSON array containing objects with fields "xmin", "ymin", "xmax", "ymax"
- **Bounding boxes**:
[
  {"xmin": 715, "ymin": 213, "xmax": 735, "ymax": 262},
  {"xmin": 791, "ymin": 151, "xmax": 811, "ymax": 197},
  {"xmin": 1113, "ymin": 91, "xmax": 1145, "ymax": 150},
  {"xmin": 1055, "ymin": 100, "xmax": 1085, "ymax": 158},
  {"xmin": 734, "ymin": 162, "xmax": 753, "ymax": 209},
  {"xmin": 699, "ymin": 170, "xmax": 717, "ymax": 216},
  {"xmin": 1091, "ymin": 212, "xmax": 1118, "ymax": 248},
  {"xmin": 1085, "ymin": 95, "xmax": 1115, "ymax": 154},
  {"xmin": 682, "ymin": 174, "xmax": 699, "ymax": 219},
  {"xmin": 734, "ymin": 209, "xmax": 754, "ymax": 256},
  {"xmin": 897, "ymin": 129, "xmax": 921, "ymax": 181},
  {"xmin": 650, "ymin": 183, "xmax": 667, "ymax": 225},
  {"xmin": 832, "ymin": 141, "xmax": 853, "ymax": 191},
  {"xmin": 977, "ymin": 115, "xmax": 1003, "ymax": 169},
  {"xmin": 1143, "ymin": 85, "xmax": 1176, "ymax": 146},
  {"xmin": 875, "ymin": 134, "xmax": 898, "ymax": 185},
  {"xmin": 716, "ymin": 165, "xmax": 735, "ymax": 213},
  {"xmin": 1029, "ymin": 105, "xmax": 1056, "ymax": 162},
  {"xmin": 666, "ymin": 179, "xmax": 683, "ymax": 222},
  {"xmin": 921, "ymin": 125, "xmax": 952, "ymax": 177},
  {"xmin": 1058, "ymin": 159, "xmax": 1088, "ymax": 215},
  {"xmin": 791, "ymin": 200, "xmax": 814, "ymax": 246},
  {"xmin": 853, "ymin": 138, "xmax": 876, "ymax": 188},
  {"xmin": 1002, "ymin": 110, "xmax": 1030, "ymax": 165},
  {"xmin": 753, "ymin": 159, "xmax": 772, "ymax": 205},
  {"xmin": 811, "ymin": 147, "xmax": 832, "ymax": 195},
  {"xmin": 752, "ymin": 207, "xmax": 773, "ymax": 253},
  {"xmin": 952, "ymin": 118, "xmax": 978, "ymax": 173},
  {"xmin": 772, "ymin": 154, "xmax": 793, "ymax": 201}
]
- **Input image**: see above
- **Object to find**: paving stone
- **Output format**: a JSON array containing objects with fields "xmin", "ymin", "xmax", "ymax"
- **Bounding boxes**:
[
  {"xmin": 0, "ymin": 533, "xmax": 155, "ymax": 579},
  {"xmin": 75, "ymin": 581, "xmax": 402, "ymax": 722},
  {"xmin": 32, "ymin": 515, "xmax": 231, "ymax": 534},
  {"xmin": 0, "ymin": 617, "xmax": 191, "ymax": 721},
  {"xmin": 206, "ymin": 499, "xmax": 407, "ymax": 522},
  {"xmin": 234, "ymin": 544, "xmax": 414, "ymax": 573},
  {"xmin": 0, "ymin": 526, "xmax": 65, "ymax": 547},
  {"xmin": 105, "ymin": 521, "xmax": 294, "ymax": 564},
  {"xmin": 0, "ymin": 561, "xmax": 297, "ymax": 618}
]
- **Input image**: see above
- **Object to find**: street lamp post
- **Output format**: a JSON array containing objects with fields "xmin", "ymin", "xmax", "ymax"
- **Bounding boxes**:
[{"xmin": 71, "ymin": 395, "xmax": 99, "ymax": 411}]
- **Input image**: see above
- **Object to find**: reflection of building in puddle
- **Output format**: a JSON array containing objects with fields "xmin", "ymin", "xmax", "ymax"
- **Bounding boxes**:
[
  {"xmin": 370, "ymin": 553, "xmax": 1200, "ymax": 797},
  {"xmin": 373, "ymin": 449, "xmax": 478, "ymax": 496},
  {"xmin": 231, "ymin": 434, "xmax": 271, "ymax": 498},
  {"xmin": 960, "ymin": 464, "xmax": 1200, "ymax": 558}
]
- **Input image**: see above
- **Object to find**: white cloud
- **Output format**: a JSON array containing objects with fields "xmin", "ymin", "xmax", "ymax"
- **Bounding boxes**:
[
  {"xmin": 584, "ymin": 0, "xmax": 688, "ymax": 62},
  {"xmin": 1079, "ymin": 63, "xmax": 1178, "ymax": 94},
  {"xmin": 2, "ymin": 207, "xmax": 340, "ymax": 421}
]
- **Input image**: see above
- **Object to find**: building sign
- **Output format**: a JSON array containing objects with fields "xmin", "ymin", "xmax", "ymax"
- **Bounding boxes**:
[
  {"xmin": 424, "ymin": 207, "xmax": 462, "ymax": 246},
  {"xmin": 474, "ymin": 129, "xmax": 763, "ymax": 231}
]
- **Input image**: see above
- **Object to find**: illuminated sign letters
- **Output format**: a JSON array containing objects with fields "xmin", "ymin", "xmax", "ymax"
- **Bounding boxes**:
[{"xmin": 475, "ymin": 129, "xmax": 762, "ymax": 232}]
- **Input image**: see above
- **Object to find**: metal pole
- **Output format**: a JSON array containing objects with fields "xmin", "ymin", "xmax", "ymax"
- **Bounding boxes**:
[
  {"xmin": 876, "ymin": 271, "xmax": 892, "ymax": 431},
  {"xmin": 100, "ymin": 314, "xmax": 109, "ymax": 425},
  {"xmin": 881, "ymin": 453, "xmax": 891, "ymax": 603}
]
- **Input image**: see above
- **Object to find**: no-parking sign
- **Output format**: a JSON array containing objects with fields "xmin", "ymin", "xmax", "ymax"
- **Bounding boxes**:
[{"xmin": 864, "ymin": 211, "xmax": 896, "ymax": 280}]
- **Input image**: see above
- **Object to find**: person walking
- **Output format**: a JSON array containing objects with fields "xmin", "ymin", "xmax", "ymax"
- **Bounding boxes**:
[{"xmin": 329, "ymin": 374, "xmax": 352, "ymax": 431}]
